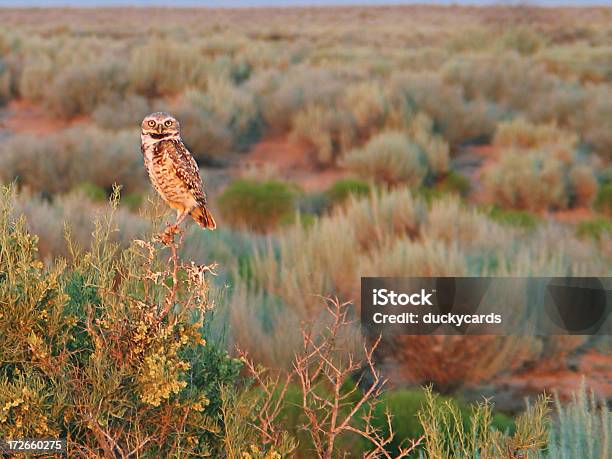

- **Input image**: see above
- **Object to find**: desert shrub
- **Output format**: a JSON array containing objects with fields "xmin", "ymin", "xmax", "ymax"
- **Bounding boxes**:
[
  {"xmin": 442, "ymin": 53, "xmax": 554, "ymax": 114},
  {"xmin": 576, "ymin": 218, "xmax": 611, "ymax": 241},
  {"xmin": 18, "ymin": 55, "xmax": 54, "ymax": 101},
  {"xmin": 485, "ymin": 119, "xmax": 597, "ymax": 210},
  {"xmin": 290, "ymin": 89, "xmax": 448, "ymax": 169},
  {"xmin": 129, "ymin": 40, "xmax": 210, "ymax": 97},
  {"xmin": 325, "ymin": 178, "xmax": 370, "ymax": 205},
  {"xmin": 75, "ymin": 182, "xmax": 107, "ymax": 202},
  {"xmin": 417, "ymin": 388, "xmax": 549, "ymax": 458},
  {"xmin": 370, "ymin": 388, "xmax": 514, "ymax": 457},
  {"xmin": 594, "ymin": 182, "xmax": 612, "ymax": 215},
  {"xmin": 219, "ymin": 385, "xmax": 298, "ymax": 458},
  {"xmin": 488, "ymin": 206, "xmax": 540, "ymax": 230},
  {"xmin": 389, "ymin": 72, "xmax": 500, "ymax": 146},
  {"xmin": 544, "ymin": 384, "xmax": 612, "ymax": 458},
  {"xmin": 91, "ymin": 94, "xmax": 152, "ymax": 130},
  {"xmin": 408, "ymin": 113, "xmax": 450, "ymax": 176},
  {"xmin": 343, "ymin": 131, "xmax": 428, "ymax": 187},
  {"xmin": 181, "ymin": 83, "xmax": 262, "ymax": 152},
  {"xmin": 217, "ymin": 179, "xmax": 296, "ymax": 232},
  {"xmin": 482, "ymin": 150, "xmax": 597, "ymax": 211},
  {"xmin": 233, "ymin": 188, "xmax": 606, "ymax": 379},
  {"xmin": 291, "ymin": 104, "xmax": 356, "ymax": 165},
  {"xmin": 0, "ymin": 127, "xmax": 146, "ymax": 195},
  {"xmin": 12, "ymin": 189, "xmax": 149, "ymax": 260},
  {"xmin": 342, "ymin": 80, "xmax": 391, "ymax": 139},
  {"xmin": 498, "ymin": 26, "xmax": 546, "ymax": 55},
  {"xmin": 45, "ymin": 58, "xmax": 129, "ymax": 118},
  {"xmin": 0, "ymin": 188, "xmax": 241, "ymax": 456},
  {"xmin": 121, "ymin": 192, "xmax": 145, "ymax": 212},
  {"xmin": 0, "ymin": 58, "xmax": 11, "ymax": 104},
  {"xmin": 173, "ymin": 104, "xmax": 234, "ymax": 164},
  {"xmin": 575, "ymin": 85, "xmax": 612, "ymax": 158},
  {"xmin": 435, "ymin": 171, "xmax": 471, "ymax": 197},
  {"xmin": 570, "ymin": 165, "xmax": 598, "ymax": 208},
  {"xmin": 296, "ymin": 191, "xmax": 329, "ymax": 216},
  {"xmin": 250, "ymin": 66, "xmax": 343, "ymax": 133},
  {"xmin": 493, "ymin": 118, "xmax": 578, "ymax": 150},
  {"xmin": 538, "ymin": 43, "xmax": 612, "ymax": 84}
]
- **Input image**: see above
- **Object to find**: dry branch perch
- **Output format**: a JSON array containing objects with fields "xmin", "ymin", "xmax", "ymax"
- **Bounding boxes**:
[{"xmin": 240, "ymin": 297, "xmax": 423, "ymax": 458}]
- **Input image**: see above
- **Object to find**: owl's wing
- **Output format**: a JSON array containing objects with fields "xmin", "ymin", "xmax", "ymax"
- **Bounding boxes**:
[{"xmin": 156, "ymin": 139, "xmax": 208, "ymax": 203}]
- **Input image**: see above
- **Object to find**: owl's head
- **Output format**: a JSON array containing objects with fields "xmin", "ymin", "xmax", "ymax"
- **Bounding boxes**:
[{"xmin": 141, "ymin": 112, "xmax": 180, "ymax": 139}]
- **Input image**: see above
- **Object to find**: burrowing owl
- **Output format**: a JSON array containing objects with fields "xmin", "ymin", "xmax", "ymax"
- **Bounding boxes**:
[{"xmin": 140, "ymin": 112, "xmax": 216, "ymax": 232}]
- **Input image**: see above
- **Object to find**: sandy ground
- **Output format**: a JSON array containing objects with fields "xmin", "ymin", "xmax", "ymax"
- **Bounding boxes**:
[
  {"xmin": 1, "ymin": 100, "xmax": 90, "ymax": 135},
  {"xmin": 237, "ymin": 135, "xmax": 348, "ymax": 192}
]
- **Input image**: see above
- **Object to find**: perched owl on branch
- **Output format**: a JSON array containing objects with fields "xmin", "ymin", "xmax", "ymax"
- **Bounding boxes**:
[{"xmin": 140, "ymin": 112, "xmax": 216, "ymax": 238}]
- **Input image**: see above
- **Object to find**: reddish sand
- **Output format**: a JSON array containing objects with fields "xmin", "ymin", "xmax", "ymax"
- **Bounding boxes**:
[
  {"xmin": 496, "ymin": 350, "xmax": 612, "ymax": 402},
  {"xmin": 1, "ymin": 99, "xmax": 90, "ymax": 135},
  {"xmin": 552, "ymin": 208, "xmax": 596, "ymax": 223},
  {"xmin": 240, "ymin": 135, "xmax": 348, "ymax": 192}
]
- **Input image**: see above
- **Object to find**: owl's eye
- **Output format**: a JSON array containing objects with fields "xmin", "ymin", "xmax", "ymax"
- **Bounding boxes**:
[
  {"xmin": 147, "ymin": 120, "xmax": 156, "ymax": 127},
  {"xmin": 164, "ymin": 120, "xmax": 173, "ymax": 127}
]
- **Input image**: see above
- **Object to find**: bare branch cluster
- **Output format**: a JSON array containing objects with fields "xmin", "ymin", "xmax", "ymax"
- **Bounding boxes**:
[{"xmin": 240, "ymin": 297, "xmax": 423, "ymax": 458}]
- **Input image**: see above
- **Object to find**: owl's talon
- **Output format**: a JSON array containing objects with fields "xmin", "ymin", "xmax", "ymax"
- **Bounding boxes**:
[{"xmin": 158, "ymin": 224, "xmax": 181, "ymax": 245}]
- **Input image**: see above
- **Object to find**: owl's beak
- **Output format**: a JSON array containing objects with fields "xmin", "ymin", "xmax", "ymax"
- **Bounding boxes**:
[{"xmin": 156, "ymin": 124, "xmax": 164, "ymax": 134}]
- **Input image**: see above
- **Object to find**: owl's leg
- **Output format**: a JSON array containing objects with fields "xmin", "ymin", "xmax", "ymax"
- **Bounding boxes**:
[
  {"xmin": 175, "ymin": 209, "xmax": 189, "ymax": 227},
  {"xmin": 160, "ymin": 209, "xmax": 187, "ymax": 245}
]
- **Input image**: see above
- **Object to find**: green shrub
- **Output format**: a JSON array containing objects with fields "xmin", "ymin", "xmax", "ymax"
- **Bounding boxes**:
[
  {"xmin": 325, "ymin": 179, "xmax": 370, "ymax": 205},
  {"xmin": 75, "ymin": 182, "xmax": 106, "ymax": 202},
  {"xmin": 0, "ymin": 188, "xmax": 241, "ymax": 456},
  {"xmin": 594, "ymin": 182, "xmax": 612, "ymax": 216},
  {"xmin": 417, "ymin": 388, "xmax": 549, "ymax": 458},
  {"xmin": 218, "ymin": 179, "xmax": 296, "ymax": 232},
  {"xmin": 370, "ymin": 388, "xmax": 514, "ymax": 456},
  {"xmin": 576, "ymin": 218, "xmax": 612, "ymax": 241},
  {"xmin": 343, "ymin": 131, "xmax": 428, "ymax": 187},
  {"xmin": 488, "ymin": 206, "xmax": 540, "ymax": 230},
  {"xmin": 436, "ymin": 171, "xmax": 471, "ymax": 197},
  {"xmin": 121, "ymin": 192, "xmax": 145, "ymax": 212}
]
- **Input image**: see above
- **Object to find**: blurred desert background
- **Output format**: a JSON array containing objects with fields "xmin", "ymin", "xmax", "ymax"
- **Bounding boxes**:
[{"xmin": 0, "ymin": 4, "xmax": 611, "ymax": 457}]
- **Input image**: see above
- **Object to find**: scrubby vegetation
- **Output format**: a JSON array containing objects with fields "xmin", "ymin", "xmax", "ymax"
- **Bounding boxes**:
[
  {"xmin": 2, "ymin": 188, "xmax": 609, "ymax": 457},
  {"xmin": 218, "ymin": 179, "xmax": 297, "ymax": 232},
  {"xmin": 0, "ymin": 5, "xmax": 610, "ymax": 457},
  {"xmin": 482, "ymin": 119, "xmax": 599, "ymax": 211}
]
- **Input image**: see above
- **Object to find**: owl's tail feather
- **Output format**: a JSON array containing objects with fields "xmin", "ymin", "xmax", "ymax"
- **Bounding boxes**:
[{"xmin": 191, "ymin": 205, "xmax": 216, "ymax": 230}]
